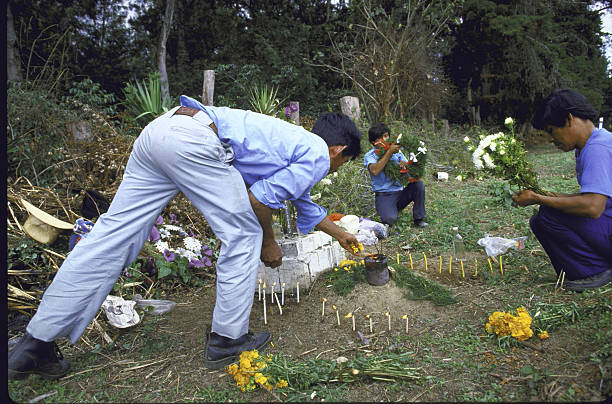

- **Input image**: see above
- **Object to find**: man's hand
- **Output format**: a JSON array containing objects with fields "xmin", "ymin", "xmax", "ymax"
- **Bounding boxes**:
[
  {"xmin": 512, "ymin": 189, "xmax": 540, "ymax": 206},
  {"xmin": 261, "ymin": 239, "xmax": 282, "ymax": 268},
  {"xmin": 336, "ymin": 232, "xmax": 363, "ymax": 257},
  {"xmin": 388, "ymin": 143, "xmax": 401, "ymax": 154},
  {"xmin": 315, "ymin": 216, "xmax": 363, "ymax": 257}
]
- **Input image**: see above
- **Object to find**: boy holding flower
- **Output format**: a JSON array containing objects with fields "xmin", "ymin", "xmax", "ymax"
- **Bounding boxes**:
[
  {"xmin": 512, "ymin": 89, "xmax": 612, "ymax": 291},
  {"xmin": 364, "ymin": 123, "xmax": 428, "ymax": 228}
]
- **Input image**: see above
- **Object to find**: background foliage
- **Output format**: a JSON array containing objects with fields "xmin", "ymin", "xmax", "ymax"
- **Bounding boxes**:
[{"xmin": 7, "ymin": 0, "xmax": 612, "ymax": 126}]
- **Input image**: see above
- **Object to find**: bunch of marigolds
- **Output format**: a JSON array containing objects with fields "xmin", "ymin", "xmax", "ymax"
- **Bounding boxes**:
[
  {"xmin": 485, "ymin": 306, "xmax": 534, "ymax": 341},
  {"xmin": 227, "ymin": 350, "xmax": 288, "ymax": 392}
]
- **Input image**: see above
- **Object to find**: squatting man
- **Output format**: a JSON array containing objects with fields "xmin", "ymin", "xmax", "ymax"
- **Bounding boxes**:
[{"xmin": 8, "ymin": 95, "xmax": 364, "ymax": 379}]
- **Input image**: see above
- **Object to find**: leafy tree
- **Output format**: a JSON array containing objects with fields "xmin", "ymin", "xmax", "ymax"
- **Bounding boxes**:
[{"xmin": 445, "ymin": 0, "xmax": 609, "ymax": 127}]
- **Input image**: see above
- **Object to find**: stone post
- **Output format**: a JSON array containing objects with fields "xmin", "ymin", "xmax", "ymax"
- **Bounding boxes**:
[
  {"xmin": 202, "ymin": 70, "xmax": 215, "ymax": 106},
  {"xmin": 339, "ymin": 96, "xmax": 360, "ymax": 121}
]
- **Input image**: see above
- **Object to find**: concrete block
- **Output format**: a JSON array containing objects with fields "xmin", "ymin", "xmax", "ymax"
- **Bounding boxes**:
[{"xmin": 317, "ymin": 231, "xmax": 333, "ymax": 245}]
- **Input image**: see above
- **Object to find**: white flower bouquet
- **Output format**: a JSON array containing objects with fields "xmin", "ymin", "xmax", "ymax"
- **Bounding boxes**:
[{"xmin": 465, "ymin": 118, "xmax": 543, "ymax": 194}]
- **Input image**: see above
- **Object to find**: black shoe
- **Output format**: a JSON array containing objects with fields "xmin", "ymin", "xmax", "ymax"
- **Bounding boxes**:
[
  {"xmin": 8, "ymin": 333, "xmax": 70, "ymax": 380},
  {"xmin": 564, "ymin": 270, "xmax": 612, "ymax": 292},
  {"xmin": 204, "ymin": 331, "xmax": 271, "ymax": 370},
  {"xmin": 414, "ymin": 220, "xmax": 428, "ymax": 228}
]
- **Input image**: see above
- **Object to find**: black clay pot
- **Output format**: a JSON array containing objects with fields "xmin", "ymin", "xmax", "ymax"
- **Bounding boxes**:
[{"xmin": 364, "ymin": 254, "xmax": 389, "ymax": 286}]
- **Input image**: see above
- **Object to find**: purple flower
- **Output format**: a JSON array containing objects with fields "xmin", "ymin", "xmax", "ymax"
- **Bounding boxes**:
[
  {"xmin": 285, "ymin": 106, "xmax": 292, "ymax": 119},
  {"xmin": 148, "ymin": 226, "xmax": 160, "ymax": 242},
  {"xmin": 202, "ymin": 256, "xmax": 212, "ymax": 267},
  {"xmin": 163, "ymin": 249, "xmax": 175, "ymax": 262},
  {"xmin": 155, "ymin": 215, "xmax": 164, "ymax": 226},
  {"xmin": 289, "ymin": 101, "xmax": 298, "ymax": 112},
  {"xmin": 189, "ymin": 231, "xmax": 196, "ymax": 237},
  {"xmin": 202, "ymin": 246, "xmax": 213, "ymax": 256},
  {"xmin": 189, "ymin": 258, "xmax": 206, "ymax": 268},
  {"xmin": 170, "ymin": 213, "xmax": 178, "ymax": 224}
]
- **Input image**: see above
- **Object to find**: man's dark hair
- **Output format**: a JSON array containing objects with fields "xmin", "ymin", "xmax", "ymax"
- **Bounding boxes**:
[
  {"xmin": 533, "ymin": 89, "xmax": 597, "ymax": 130},
  {"xmin": 368, "ymin": 122, "xmax": 390, "ymax": 144},
  {"xmin": 311, "ymin": 113, "xmax": 362, "ymax": 160}
]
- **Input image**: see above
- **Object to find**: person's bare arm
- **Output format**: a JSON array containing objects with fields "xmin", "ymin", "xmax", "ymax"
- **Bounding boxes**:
[
  {"xmin": 512, "ymin": 190, "xmax": 607, "ymax": 218},
  {"xmin": 368, "ymin": 143, "xmax": 401, "ymax": 176},
  {"xmin": 248, "ymin": 191, "xmax": 282, "ymax": 267}
]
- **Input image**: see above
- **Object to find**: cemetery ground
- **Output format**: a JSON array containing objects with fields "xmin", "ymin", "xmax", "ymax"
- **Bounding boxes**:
[{"xmin": 7, "ymin": 143, "xmax": 611, "ymax": 403}]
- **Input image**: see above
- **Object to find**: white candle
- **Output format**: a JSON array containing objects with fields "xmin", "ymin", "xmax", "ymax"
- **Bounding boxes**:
[
  {"xmin": 274, "ymin": 291, "xmax": 282, "ymax": 315},
  {"xmin": 263, "ymin": 283, "xmax": 267, "ymax": 324},
  {"xmin": 258, "ymin": 278, "xmax": 261, "ymax": 301},
  {"xmin": 296, "ymin": 282, "xmax": 300, "ymax": 303},
  {"xmin": 281, "ymin": 283, "xmax": 285, "ymax": 305}
]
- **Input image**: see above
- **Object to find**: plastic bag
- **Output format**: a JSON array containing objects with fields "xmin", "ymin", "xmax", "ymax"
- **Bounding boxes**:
[
  {"xmin": 133, "ymin": 294, "xmax": 177, "ymax": 316},
  {"xmin": 356, "ymin": 229, "xmax": 378, "ymax": 245},
  {"xmin": 477, "ymin": 234, "xmax": 527, "ymax": 257},
  {"xmin": 101, "ymin": 295, "xmax": 141, "ymax": 328},
  {"xmin": 359, "ymin": 218, "xmax": 389, "ymax": 239}
]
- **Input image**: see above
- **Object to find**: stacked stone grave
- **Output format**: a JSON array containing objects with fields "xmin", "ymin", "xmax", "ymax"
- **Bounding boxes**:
[{"xmin": 257, "ymin": 231, "xmax": 345, "ymax": 292}]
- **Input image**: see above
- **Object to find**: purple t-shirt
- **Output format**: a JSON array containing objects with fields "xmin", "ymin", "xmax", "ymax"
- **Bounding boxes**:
[{"xmin": 575, "ymin": 128, "xmax": 612, "ymax": 218}]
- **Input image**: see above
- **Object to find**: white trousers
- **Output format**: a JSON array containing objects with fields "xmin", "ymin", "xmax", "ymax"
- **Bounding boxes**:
[{"xmin": 27, "ymin": 108, "xmax": 263, "ymax": 343}]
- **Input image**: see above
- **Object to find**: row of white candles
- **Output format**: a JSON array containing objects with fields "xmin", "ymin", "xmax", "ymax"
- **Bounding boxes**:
[{"xmin": 258, "ymin": 279, "xmax": 300, "ymax": 324}]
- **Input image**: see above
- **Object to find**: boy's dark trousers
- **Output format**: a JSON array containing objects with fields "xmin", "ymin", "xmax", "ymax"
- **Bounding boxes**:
[{"xmin": 375, "ymin": 180, "xmax": 426, "ymax": 225}]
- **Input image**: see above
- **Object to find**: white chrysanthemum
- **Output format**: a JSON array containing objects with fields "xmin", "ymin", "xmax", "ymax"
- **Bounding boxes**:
[
  {"xmin": 456, "ymin": 175, "xmax": 463, "ymax": 181},
  {"xmin": 417, "ymin": 146, "xmax": 427, "ymax": 154},
  {"xmin": 505, "ymin": 117, "xmax": 514, "ymax": 125},
  {"xmin": 499, "ymin": 150, "xmax": 506, "ymax": 155},
  {"xmin": 175, "ymin": 247, "xmax": 199, "ymax": 261},
  {"xmin": 463, "ymin": 136, "xmax": 470, "ymax": 143},
  {"xmin": 419, "ymin": 140, "xmax": 425, "ymax": 146},
  {"xmin": 184, "ymin": 237, "xmax": 202, "ymax": 252},
  {"xmin": 333, "ymin": 172, "xmax": 338, "ymax": 177},
  {"xmin": 489, "ymin": 142, "xmax": 497, "ymax": 151},
  {"xmin": 320, "ymin": 178, "xmax": 332, "ymax": 185},
  {"xmin": 511, "ymin": 138, "xmax": 516, "ymax": 144},
  {"xmin": 163, "ymin": 225, "xmax": 183, "ymax": 231},
  {"xmin": 473, "ymin": 147, "xmax": 484, "ymax": 158},
  {"xmin": 159, "ymin": 228, "xmax": 170, "ymax": 239},
  {"xmin": 311, "ymin": 193, "xmax": 321, "ymax": 201},
  {"xmin": 483, "ymin": 153, "xmax": 495, "ymax": 168},
  {"xmin": 155, "ymin": 241, "xmax": 170, "ymax": 253},
  {"xmin": 473, "ymin": 156, "xmax": 484, "ymax": 170}
]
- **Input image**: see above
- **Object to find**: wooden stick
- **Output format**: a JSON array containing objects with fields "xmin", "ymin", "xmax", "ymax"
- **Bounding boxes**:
[{"xmin": 560, "ymin": 271, "xmax": 565, "ymax": 289}]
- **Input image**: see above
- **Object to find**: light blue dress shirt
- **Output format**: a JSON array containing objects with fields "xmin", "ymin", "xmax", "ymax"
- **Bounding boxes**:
[
  {"xmin": 363, "ymin": 148, "xmax": 408, "ymax": 192},
  {"xmin": 180, "ymin": 95, "xmax": 330, "ymax": 233}
]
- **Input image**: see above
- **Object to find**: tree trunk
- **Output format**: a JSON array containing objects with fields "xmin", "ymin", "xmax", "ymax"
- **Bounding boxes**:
[
  {"xmin": 158, "ymin": 0, "xmax": 175, "ymax": 101},
  {"xmin": 7, "ymin": 4, "xmax": 22, "ymax": 82}
]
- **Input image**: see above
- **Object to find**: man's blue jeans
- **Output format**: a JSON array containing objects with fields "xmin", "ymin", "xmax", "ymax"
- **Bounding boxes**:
[{"xmin": 374, "ymin": 180, "xmax": 426, "ymax": 225}]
